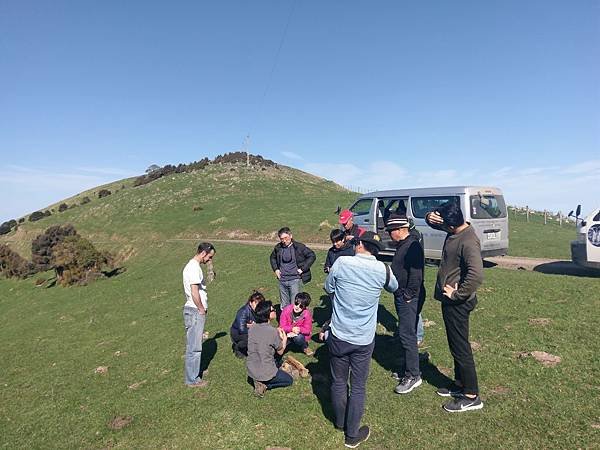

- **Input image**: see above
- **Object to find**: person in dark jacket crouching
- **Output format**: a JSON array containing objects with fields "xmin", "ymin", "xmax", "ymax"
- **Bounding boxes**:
[
  {"xmin": 386, "ymin": 214, "xmax": 426, "ymax": 395},
  {"xmin": 230, "ymin": 291, "xmax": 263, "ymax": 358},
  {"xmin": 426, "ymin": 201, "xmax": 484, "ymax": 412}
]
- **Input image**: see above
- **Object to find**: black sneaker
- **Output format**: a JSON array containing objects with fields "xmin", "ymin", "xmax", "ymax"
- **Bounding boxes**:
[
  {"xmin": 394, "ymin": 376, "xmax": 422, "ymax": 394},
  {"xmin": 443, "ymin": 395, "xmax": 483, "ymax": 412},
  {"xmin": 436, "ymin": 384, "xmax": 463, "ymax": 397},
  {"xmin": 344, "ymin": 425, "xmax": 370, "ymax": 448}
]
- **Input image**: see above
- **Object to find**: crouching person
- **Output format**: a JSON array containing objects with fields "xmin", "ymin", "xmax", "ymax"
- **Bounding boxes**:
[
  {"xmin": 230, "ymin": 291, "xmax": 263, "ymax": 358},
  {"xmin": 279, "ymin": 292, "xmax": 314, "ymax": 356},
  {"xmin": 247, "ymin": 300, "xmax": 294, "ymax": 397}
]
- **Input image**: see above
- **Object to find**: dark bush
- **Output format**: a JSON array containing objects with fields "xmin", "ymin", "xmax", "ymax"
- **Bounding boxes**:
[
  {"xmin": 0, "ymin": 244, "xmax": 35, "ymax": 279},
  {"xmin": 80, "ymin": 196, "xmax": 91, "ymax": 205},
  {"xmin": 51, "ymin": 235, "xmax": 113, "ymax": 286},
  {"xmin": 29, "ymin": 211, "xmax": 52, "ymax": 222},
  {"xmin": 58, "ymin": 203, "xmax": 69, "ymax": 212},
  {"xmin": 0, "ymin": 220, "xmax": 17, "ymax": 235},
  {"xmin": 98, "ymin": 189, "xmax": 111, "ymax": 198},
  {"xmin": 31, "ymin": 224, "xmax": 78, "ymax": 272},
  {"xmin": 18, "ymin": 218, "xmax": 25, "ymax": 224}
]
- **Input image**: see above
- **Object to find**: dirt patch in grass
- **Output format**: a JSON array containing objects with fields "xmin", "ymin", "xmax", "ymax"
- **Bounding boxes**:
[
  {"xmin": 470, "ymin": 341, "xmax": 482, "ymax": 351},
  {"xmin": 108, "ymin": 416, "xmax": 133, "ymax": 430},
  {"xmin": 210, "ymin": 217, "xmax": 226, "ymax": 224},
  {"xmin": 528, "ymin": 318, "xmax": 552, "ymax": 326},
  {"xmin": 128, "ymin": 380, "xmax": 147, "ymax": 390},
  {"xmin": 423, "ymin": 319, "xmax": 436, "ymax": 328},
  {"xmin": 489, "ymin": 385, "xmax": 511, "ymax": 396},
  {"xmin": 94, "ymin": 366, "xmax": 108, "ymax": 374},
  {"xmin": 518, "ymin": 351, "xmax": 561, "ymax": 367}
]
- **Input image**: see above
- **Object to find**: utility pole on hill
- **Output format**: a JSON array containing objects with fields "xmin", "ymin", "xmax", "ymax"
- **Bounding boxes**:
[{"xmin": 242, "ymin": 135, "xmax": 250, "ymax": 167}]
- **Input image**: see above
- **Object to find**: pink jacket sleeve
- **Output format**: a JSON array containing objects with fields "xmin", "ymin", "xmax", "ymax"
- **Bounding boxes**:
[
  {"xmin": 279, "ymin": 305, "xmax": 294, "ymax": 333},
  {"xmin": 300, "ymin": 309, "xmax": 313, "ymax": 338}
]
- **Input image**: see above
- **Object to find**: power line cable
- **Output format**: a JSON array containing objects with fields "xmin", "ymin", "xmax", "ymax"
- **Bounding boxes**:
[{"xmin": 243, "ymin": 0, "xmax": 297, "ymax": 156}]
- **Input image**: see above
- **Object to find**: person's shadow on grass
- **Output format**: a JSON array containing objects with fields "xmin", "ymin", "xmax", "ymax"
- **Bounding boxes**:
[
  {"xmin": 200, "ymin": 331, "xmax": 226, "ymax": 376},
  {"xmin": 372, "ymin": 332, "xmax": 454, "ymax": 389},
  {"xmin": 377, "ymin": 304, "xmax": 398, "ymax": 335},
  {"xmin": 305, "ymin": 338, "xmax": 335, "ymax": 426},
  {"xmin": 312, "ymin": 294, "xmax": 332, "ymax": 328}
]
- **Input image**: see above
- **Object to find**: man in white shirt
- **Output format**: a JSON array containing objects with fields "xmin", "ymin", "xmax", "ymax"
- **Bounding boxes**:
[{"xmin": 182, "ymin": 242, "xmax": 216, "ymax": 387}]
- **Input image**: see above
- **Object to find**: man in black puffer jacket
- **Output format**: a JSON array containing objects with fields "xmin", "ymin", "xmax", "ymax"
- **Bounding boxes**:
[{"xmin": 269, "ymin": 227, "xmax": 316, "ymax": 309}]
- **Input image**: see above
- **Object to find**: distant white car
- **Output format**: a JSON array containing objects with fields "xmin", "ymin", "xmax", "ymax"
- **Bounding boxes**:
[{"xmin": 570, "ymin": 205, "xmax": 600, "ymax": 270}]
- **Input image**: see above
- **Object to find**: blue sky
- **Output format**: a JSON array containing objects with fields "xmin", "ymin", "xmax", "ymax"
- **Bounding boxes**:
[{"xmin": 1, "ymin": 1, "xmax": 598, "ymax": 223}]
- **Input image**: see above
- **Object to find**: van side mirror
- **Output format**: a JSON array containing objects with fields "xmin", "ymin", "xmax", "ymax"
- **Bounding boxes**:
[
  {"xmin": 568, "ymin": 210, "xmax": 574, "ymax": 217},
  {"xmin": 576, "ymin": 205, "xmax": 581, "ymax": 216}
]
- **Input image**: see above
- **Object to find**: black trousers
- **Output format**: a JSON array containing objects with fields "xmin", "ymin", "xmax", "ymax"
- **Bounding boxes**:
[
  {"xmin": 394, "ymin": 292, "xmax": 426, "ymax": 377},
  {"xmin": 230, "ymin": 328, "xmax": 248, "ymax": 355},
  {"xmin": 441, "ymin": 297, "xmax": 479, "ymax": 395}
]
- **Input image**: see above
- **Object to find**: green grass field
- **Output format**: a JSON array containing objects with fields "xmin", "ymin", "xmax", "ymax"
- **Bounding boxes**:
[
  {"xmin": 1, "ymin": 163, "xmax": 595, "ymax": 449},
  {"xmin": 1, "ymin": 241, "xmax": 598, "ymax": 449}
]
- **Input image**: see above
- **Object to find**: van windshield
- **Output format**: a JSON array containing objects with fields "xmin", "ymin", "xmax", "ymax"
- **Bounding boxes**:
[{"xmin": 469, "ymin": 195, "xmax": 507, "ymax": 219}]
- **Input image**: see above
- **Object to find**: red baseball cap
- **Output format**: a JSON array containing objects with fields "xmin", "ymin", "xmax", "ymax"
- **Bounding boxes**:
[{"xmin": 339, "ymin": 209, "xmax": 353, "ymax": 224}]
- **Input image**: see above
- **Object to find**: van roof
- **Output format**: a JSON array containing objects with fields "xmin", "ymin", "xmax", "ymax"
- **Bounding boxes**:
[{"xmin": 358, "ymin": 186, "xmax": 503, "ymax": 199}]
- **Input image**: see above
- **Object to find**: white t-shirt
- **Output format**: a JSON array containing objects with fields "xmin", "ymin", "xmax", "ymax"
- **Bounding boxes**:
[{"xmin": 182, "ymin": 258, "xmax": 208, "ymax": 310}]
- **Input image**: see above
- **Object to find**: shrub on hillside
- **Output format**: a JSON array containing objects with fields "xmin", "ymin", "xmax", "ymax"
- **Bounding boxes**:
[
  {"xmin": 31, "ymin": 224, "xmax": 78, "ymax": 272},
  {"xmin": 58, "ymin": 203, "xmax": 69, "ymax": 212},
  {"xmin": 0, "ymin": 220, "xmax": 17, "ymax": 235},
  {"xmin": 80, "ymin": 196, "xmax": 91, "ymax": 205},
  {"xmin": 18, "ymin": 218, "xmax": 25, "ymax": 224},
  {"xmin": 29, "ymin": 210, "xmax": 51, "ymax": 222},
  {"xmin": 98, "ymin": 189, "xmax": 112, "ymax": 198},
  {"xmin": 0, "ymin": 244, "xmax": 35, "ymax": 279},
  {"xmin": 51, "ymin": 235, "xmax": 113, "ymax": 286}
]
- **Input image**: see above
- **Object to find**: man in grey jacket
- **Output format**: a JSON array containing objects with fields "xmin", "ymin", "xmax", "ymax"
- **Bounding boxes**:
[{"xmin": 426, "ymin": 201, "xmax": 484, "ymax": 412}]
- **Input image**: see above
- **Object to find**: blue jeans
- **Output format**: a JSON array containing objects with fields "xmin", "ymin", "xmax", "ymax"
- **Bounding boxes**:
[
  {"xmin": 183, "ymin": 306, "xmax": 206, "ymax": 385},
  {"xmin": 279, "ymin": 278, "xmax": 303, "ymax": 308},
  {"xmin": 417, "ymin": 314, "xmax": 424, "ymax": 342},
  {"xmin": 327, "ymin": 333, "xmax": 374, "ymax": 439},
  {"xmin": 263, "ymin": 369, "xmax": 294, "ymax": 390}
]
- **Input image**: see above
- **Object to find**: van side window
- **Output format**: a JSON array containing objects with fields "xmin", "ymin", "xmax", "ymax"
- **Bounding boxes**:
[
  {"xmin": 350, "ymin": 199, "xmax": 372, "ymax": 216},
  {"xmin": 411, "ymin": 196, "xmax": 460, "ymax": 219},
  {"xmin": 469, "ymin": 195, "xmax": 507, "ymax": 219}
]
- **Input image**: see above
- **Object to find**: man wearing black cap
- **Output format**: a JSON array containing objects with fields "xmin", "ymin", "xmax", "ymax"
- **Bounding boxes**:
[
  {"xmin": 325, "ymin": 231, "xmax": 398, "ymax": 448},
  {"xmin": 386, "ymin": 214, "xmax": 426, "ymax": 394}
]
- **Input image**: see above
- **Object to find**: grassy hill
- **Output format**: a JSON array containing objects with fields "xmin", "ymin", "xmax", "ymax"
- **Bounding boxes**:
[
  {"xmin": 1, "ymin": 164, "xmax": 355, "ymax": 258},
  {"xmin": 1, "ymin": 162, "xmax": 596, "ymax": 449},
  {"xmin": 0, "ymin": 162, "xmax": 576, "ymax": 259}
]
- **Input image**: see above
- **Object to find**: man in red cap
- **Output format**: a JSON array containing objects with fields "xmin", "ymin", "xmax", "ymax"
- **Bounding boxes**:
[{"xmin": 339, "ymin": 209, "xmax": 366, "ymax": 245}]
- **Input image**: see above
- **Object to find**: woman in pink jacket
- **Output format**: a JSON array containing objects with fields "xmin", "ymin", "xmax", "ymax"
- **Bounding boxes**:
[{"xmin": 279, "ymin": 292, "xmax": 314, "ymax": 356}]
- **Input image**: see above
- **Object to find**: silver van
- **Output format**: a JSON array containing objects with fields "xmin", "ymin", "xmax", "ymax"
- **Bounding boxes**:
[{"xmin": 348, "ymin": 186, "xmax": 509, "ymax": 259}]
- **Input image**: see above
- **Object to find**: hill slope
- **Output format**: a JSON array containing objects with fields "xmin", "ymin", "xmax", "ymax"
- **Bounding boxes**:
[{"xmin": 1, "ymin": 163, "xmax": 356, "ymax": 257}]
